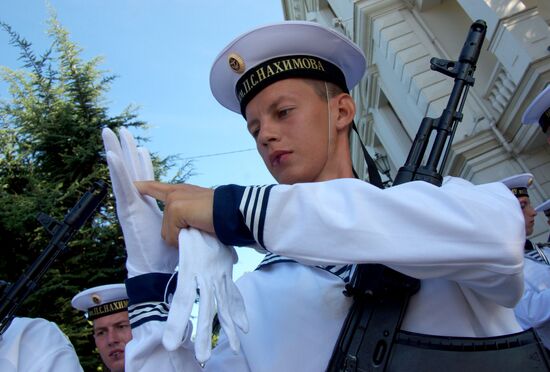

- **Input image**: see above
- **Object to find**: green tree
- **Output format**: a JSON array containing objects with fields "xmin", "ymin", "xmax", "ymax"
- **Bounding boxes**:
[{"xmin": 0, "ymin": 15, "xmax": 191, "ymax": 370}]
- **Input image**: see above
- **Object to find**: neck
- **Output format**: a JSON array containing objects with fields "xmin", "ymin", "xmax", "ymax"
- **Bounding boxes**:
[{"xmin": 319, "ymin": 135, "xmax": 355, "ymax": 181}]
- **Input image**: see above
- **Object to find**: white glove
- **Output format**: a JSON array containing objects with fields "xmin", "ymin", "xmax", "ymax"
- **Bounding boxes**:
[
  {"xmin": 162, "ymin": 228, "xmax": 249, "ymax": 363},
  {"xmin": 102, "ymin": 127, "xmax": 178, "ymax": 277}
]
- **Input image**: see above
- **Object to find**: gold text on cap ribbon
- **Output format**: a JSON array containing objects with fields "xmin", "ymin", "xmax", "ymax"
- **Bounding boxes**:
[{"xmin": 237, "ymin": 57, "xmax": 325, "ymax": 101}]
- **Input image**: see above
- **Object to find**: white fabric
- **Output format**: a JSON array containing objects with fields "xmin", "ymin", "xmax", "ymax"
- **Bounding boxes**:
[
  {"xmin": 126, "ymin": 318, "xmax": 198, "ymax": 371},
  {"xmin": 515, "ymin": 247, "xmax": 550, "ymax": 348},
  {"xmin": 102, "ymin": 128, "xmax": 178, "ymax": 277},
  {"xmin": 258, "ymin": 177, "xmax": 525, "ymax": 310},
  {"xmin": 0, "ymin": 317, "xmax": 83, "ymax": 372},
  {"xmin": 163, "ymin": 229, "xmax": 248, "ymax": 363},
  {"xmin": 211, "ymin": 264, "xmax": 353, "ymax": 371},
  {"xmin": 124, "ymin": 176, "xmax": 525, "ymax": 371}
]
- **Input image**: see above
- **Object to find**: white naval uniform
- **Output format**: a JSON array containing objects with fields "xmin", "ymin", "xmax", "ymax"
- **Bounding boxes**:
[
  {"xmin": 125, "ymin": 176, "xmax": 525, "ymax": 372},
  {"xmin": 0, "ymin": 317, "xmax": 83, "ymax": 372},
  {"xmin": 515, "ymin": 246, "xmax": 550, "ymax": 349}
]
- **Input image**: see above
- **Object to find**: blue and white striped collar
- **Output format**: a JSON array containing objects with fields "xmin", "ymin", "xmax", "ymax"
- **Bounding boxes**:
[{"xmin": 256, "ymin": 252, "xmax": 353, "ymax": 283}]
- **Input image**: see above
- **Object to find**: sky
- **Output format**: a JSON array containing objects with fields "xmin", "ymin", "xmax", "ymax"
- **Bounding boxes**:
[{"xmin": 0, "ymin": 1, "xmax": 284, "ymax": 279}]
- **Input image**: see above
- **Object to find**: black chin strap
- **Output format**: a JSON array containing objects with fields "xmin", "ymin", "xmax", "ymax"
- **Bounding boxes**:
[{"xmin": 351, "ymin": 121, "xmax": 384, "ymax": 189}]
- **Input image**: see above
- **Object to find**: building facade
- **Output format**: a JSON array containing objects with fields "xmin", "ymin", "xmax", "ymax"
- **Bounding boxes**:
[{"xmin": 281, "ymin": 0, "xmax": 550, "ymax": 242}]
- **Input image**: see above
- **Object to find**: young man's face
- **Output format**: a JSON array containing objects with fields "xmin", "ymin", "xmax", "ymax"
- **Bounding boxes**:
[
  {"xmin": 245, "ymin": 78, "xmax": 346, "ymax": 184},
  {"xmin": 93, "ymin": 311, "xmax": 132, "ymax": 372},
  {"xmin": 518, "ymin": 195, "xmax": 537, "ymax": 236}
]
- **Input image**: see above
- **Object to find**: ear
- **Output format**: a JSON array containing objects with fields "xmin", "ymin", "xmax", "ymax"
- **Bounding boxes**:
[{"xmin": 333, "ymin": 93, "xmax": 355, "ymax": 131}]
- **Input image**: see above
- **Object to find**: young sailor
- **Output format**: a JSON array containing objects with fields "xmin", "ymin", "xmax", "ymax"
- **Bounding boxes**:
[
  {"xmin": 106, "ymin": 21, "xmax": 526, "ymax": 371},
  {"xmin": 72, "ymin": 284, "xmax": 131, "ymax": 372},
  {"xmin": 506, "ymin": 174, "xmax": 550, "ymax": 353}
]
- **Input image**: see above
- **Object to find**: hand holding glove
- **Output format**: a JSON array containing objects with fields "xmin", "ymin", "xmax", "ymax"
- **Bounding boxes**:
[
  {"xmin": 162, "ymin": 228, "xmax": 249, "ymax": 363},
  {"xmin": 102, "ymin": 127, "xmax": 178, "ymax": 277}
]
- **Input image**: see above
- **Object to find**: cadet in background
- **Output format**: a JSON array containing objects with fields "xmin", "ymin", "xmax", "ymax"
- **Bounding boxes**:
[{"xmin": 72, "ymin": 284, "xmax": 131, "ymax": 372}]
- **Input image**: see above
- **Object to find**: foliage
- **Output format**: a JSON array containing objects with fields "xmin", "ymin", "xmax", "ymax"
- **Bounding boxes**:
[{"xmin": 0, "ymin": 14, "xmax": 192, "ymax": 370}]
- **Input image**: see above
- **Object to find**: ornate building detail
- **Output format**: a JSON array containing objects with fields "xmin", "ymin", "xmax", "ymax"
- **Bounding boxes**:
[{"xmin": 485, "ymin": 64, "xmax": 517, "ymax": 119}]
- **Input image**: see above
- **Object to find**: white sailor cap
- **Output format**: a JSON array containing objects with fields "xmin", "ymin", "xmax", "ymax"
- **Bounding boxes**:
[
  {"xmin": 522, "ymin": 85, "xmax": 550, "ymax": 133},
  {"xmin": 209, "ymin": 21, "xmax": 366, "ymax": 117},
  {"xmin": 536, "ymin": 199, "xmax": 550, "ymax": 216},
  {"xmin": 71, "ymin": 284, "xmax": 128, "ymax": 321},
  {"xmin": 499, "ymin": 173, "xmax": 534, "ymax": 198}
]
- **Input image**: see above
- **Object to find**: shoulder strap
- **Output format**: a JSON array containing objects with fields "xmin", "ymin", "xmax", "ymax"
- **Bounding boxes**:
[{"xmin": 351, "ymin": 121, "xmax": 383, "ymax": 189}]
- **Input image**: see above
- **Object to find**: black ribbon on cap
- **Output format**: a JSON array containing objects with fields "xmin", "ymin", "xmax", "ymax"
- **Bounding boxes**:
[{"xmin": 236, "ymin": 55, "xmax": 348, "ymax": 117}]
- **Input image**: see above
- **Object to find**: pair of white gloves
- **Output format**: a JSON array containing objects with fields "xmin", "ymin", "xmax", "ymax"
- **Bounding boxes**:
[{"xmin": 102, "ymin": 128, "xmax": 248, "ymax": 363}]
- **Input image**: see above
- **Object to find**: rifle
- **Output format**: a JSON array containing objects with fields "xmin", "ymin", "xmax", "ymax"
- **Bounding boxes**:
[
  {"xmin": 0, "ymin": 180, "xmax": 108, "ymax": 337},
  {"xmin": 327, "ymin": 20, "xmax": 487, "ymax": 371},
  {"xmin": 392, "ymin": 20, "xmax": 486, "ymax": 187}
]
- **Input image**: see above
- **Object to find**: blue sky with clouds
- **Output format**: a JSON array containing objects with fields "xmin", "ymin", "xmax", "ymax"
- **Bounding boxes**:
[{"xmin": 0, "ymin": 1, "xmax": 284, "ymax": 278}]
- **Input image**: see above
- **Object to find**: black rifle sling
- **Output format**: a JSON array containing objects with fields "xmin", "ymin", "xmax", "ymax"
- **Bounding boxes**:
[
  {"xmin": 327, "ymin": 264, "xmax": 420, "ymax": 372},
  {"xmin": 351, "ymin": 122, "xmax": 383, "ymax": 189}
]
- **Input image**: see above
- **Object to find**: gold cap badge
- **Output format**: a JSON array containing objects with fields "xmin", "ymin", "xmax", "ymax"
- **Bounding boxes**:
[
  {"xmin": 228, "ymin": 53, "xmax": 245, "ymax": 74},
  {"xmin": 92, "ymin": 294, "xmax": 101, "ymax": 304}
]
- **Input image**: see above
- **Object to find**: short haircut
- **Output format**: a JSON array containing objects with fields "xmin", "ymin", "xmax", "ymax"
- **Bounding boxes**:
[{"xmin": 304, "ymin": 79, "xmax": 345, "ymax": 101}]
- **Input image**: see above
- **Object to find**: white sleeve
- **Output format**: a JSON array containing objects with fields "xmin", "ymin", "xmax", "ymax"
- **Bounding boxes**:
[
  {"xmin": 126, "ymin": 307, "xmax": 251, "ymax": 372},
  {"xmin": 515, "ymin": 257, "xmax": 550, "ymax": 329},
  {"xmin": 515, "ymin": 286, "xmax": 550, "ymax": 329},
  {"xmin": 125, "ymin": 316, "xmax": 201, "ymax": 372},
  {"xmin": 124, "ymin": 272, "xmax": 202, "ymax": 372},
  {"xmin": 237, "ymin": 177, "xmax": 525, "ymax": 306},
  {"xmin": 0, "ymin": 317, "xmax": 83, "ymax": 372}
]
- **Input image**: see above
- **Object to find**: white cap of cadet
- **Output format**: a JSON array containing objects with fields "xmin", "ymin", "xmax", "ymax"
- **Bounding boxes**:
[
  {"xmin": 535, "ymin": 199, "xmax": 550, "ymax": 216},
  {"xmin": 209, "ymin": 21, "xmax": 366, "ymax": 117},
  {"xmin": 71, "ymin": 283, "xmax": 128, "ymax": 320},
  {"xmin": 499, "ymin": 173, "xmax": 534, "ymax": 198},
  {"xmin": 522, "ymin": 85, "xmax": 550, "ymax": 133}
]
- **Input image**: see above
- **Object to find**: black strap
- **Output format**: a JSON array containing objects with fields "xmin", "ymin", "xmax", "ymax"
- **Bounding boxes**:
[{"xmin": 351, "ymin": 121, "xmax": 383, "ymax": 189}]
